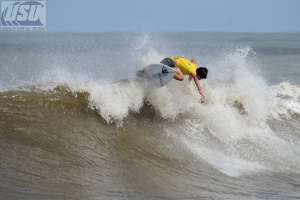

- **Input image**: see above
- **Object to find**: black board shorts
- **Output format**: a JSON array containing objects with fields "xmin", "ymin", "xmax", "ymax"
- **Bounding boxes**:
[{"xmin": 160, "ymin": 58, "xmax": 176, "ymax": 68}]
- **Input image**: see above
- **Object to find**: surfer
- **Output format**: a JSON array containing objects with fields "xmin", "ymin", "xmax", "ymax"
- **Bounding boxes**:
[{"xmin": 161, "ymin": 56, "xmax": 208, "ymax": 103}]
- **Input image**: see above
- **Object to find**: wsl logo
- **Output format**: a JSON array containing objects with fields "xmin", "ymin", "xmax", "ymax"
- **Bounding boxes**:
[{"xmin": 0, "ymin": 0, "xmax": 46, "ymax": 30}]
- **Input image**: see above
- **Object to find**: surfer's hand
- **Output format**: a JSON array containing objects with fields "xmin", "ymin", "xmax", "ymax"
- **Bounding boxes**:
[{"xmin": 200, "ymin": 97, "xmax": 207, "ymax": 104}]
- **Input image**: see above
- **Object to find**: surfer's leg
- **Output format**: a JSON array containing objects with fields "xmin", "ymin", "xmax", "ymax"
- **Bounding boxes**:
[{"xmin": 174, "ymin": 68, "xmax": 184, "ymax": 81}]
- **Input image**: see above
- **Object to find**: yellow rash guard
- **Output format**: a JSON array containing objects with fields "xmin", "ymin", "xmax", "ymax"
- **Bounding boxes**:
[{"xmin": 171, "ymin": 56, "xmax": 197, "ymax": 76}]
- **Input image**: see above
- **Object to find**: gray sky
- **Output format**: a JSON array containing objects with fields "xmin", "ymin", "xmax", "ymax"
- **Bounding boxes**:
[{"xmin": 47, "ymin": 0, "xmax": 300, "ymax": 32}]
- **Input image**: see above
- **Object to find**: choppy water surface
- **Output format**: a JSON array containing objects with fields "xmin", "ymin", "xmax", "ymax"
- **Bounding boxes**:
[{"xmin": 0, "ymin": 32, "xmax": 300, "ymax": 200}]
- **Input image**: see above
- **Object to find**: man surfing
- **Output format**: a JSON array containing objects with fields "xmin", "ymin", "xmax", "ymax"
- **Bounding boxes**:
[{"xmin": 160, "ymin": 56, "xmax": 208, "ymax": 103}]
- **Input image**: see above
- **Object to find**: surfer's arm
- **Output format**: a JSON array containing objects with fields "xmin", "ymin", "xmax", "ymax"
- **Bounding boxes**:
[{"xmin": 193, "ymin": 77, "xmax": 206, "ymax": 102}]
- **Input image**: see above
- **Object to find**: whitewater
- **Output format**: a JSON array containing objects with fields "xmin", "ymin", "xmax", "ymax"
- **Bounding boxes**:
[{"xmin": 0, "ymin": 32, "xmax": 300, "ymax": 200}]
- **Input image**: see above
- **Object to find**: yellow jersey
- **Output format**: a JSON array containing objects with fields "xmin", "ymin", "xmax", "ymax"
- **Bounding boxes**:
[{"xmin": 171, "ymin": 56, "xmax": 197, "ymax": 76}]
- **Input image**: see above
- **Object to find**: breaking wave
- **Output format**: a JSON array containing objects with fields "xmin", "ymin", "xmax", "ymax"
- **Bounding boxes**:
[{"xmin": 1, "ymin": 33, "xmax": 300, "ymax": 199}]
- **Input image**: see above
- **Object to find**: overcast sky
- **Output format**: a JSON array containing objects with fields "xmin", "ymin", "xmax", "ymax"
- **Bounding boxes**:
[{"xmin": 47, "ymin": 0, "xmax": 300, "ymax": 32}]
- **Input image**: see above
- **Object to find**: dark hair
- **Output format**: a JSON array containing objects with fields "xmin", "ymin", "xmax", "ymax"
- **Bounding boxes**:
[{"xmin": 196, "ymin": 67, "xmax": 208, "ymax": 79}]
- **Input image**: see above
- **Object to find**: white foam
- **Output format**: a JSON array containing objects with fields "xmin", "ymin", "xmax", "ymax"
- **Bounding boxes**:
[
  {"xmin": 17, "ymin": 44, "xmax": 300, "ymax": 176},
  {"xmin": 188, "ymin": 143, "xmax": 266, "ymax": 177},
  {"xmin": 86, "ymin": 81, "xmax": 144, "ymax": 125},
  {"xmin": 36, "ymin": 47, "xmax": 300, "ymax": 127},
  {"xmin": 269, "ymin": 82, "xmax": 300, "ymax": 120},
  {"xmin": 144, "ymin": 47, "xmax": 300, "ymax": 176}
]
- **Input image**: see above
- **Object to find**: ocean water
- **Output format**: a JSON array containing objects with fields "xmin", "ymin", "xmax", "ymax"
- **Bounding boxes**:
[{"xmin": 0, "ymin": 32, "xmax": 300, "ymax": 200}]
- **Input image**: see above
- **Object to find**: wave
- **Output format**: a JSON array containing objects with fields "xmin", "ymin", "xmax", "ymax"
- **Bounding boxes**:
[
  {"xmin": 1, "ymin": 78, "xmax": 300, "ymax": 177},
  {"xmin": 1, "ymin": 46, "xmax": 300, "ymax": 189}
]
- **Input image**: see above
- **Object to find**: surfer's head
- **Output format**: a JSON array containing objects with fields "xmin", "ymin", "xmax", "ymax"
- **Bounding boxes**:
[{"xmin": 196, "ymin": 67, "xmax": 208, "ymax": 79}]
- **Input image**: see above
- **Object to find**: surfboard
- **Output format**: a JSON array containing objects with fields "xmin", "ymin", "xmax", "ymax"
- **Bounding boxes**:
[{"xmin": 137, "ymin": 64, "xmax": 176, "ymax": 88}]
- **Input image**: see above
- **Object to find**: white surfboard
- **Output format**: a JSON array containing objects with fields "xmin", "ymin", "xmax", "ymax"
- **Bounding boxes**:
[{"xmin": 137, "ymin": 64, "xmax": 176, "ymax": 88}]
